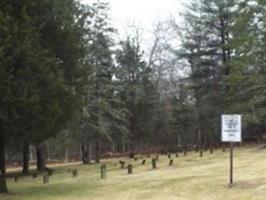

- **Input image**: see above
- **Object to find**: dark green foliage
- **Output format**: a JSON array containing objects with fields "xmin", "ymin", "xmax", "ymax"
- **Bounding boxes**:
[
  {"xmin": 226, "ymin": 0, "xmax": 266, "ymax": 132},
  {"xmin": 171, "ymin": 84, "xmax": 196, "ymax": 148},
  {"xmin": 115, "ymin": 37, "xmax": 159, "ymax": 156},
  {"xmin": 0, "ymin": 0, "xmax": 90, "ymax": 192},
  {"xmin": 1, "ymin": 0, "xmax": 266, "ymax": 194},
  {"xmin": 78, "ymin": 1, "xmax": 127, "ymax": 163},
  {"xmin": 174, "ymin": 0, "xmax": 238, "ymax": 149},
  {"xmin": 174, "ymin": 0, "xmax": 266, "ymax": 147}
]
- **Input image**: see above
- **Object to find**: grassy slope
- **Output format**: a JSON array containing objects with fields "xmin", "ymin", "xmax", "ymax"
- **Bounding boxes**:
[{"xmin": 2, "ymin": 146, "xmax": 266, "ymax": 200}]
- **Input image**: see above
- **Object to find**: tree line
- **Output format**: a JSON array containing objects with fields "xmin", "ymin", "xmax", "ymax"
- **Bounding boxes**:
[{"xmin": 1, "ymin": 0, "xmax": 266, "ymax": 193}]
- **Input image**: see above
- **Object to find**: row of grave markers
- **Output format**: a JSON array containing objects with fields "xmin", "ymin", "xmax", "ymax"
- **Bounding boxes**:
[
  {"xmin": 13, "ymin": 168, "xmax": 79, "ymax": 184},
  {"xmin": 12, "ymin": 153, "xmax": 180, "ymax": 184},
  {"xmin": 12, "ymin": 114, "xmax": 242, "ymax": 187},
  {"xmin": 101, "ymin": 155, "xmax": 176, "ymax": 179},
  {"xmin": 12, "ymin": 146, "xmax": 240, "ymax": 186},
  {"xmin": 99, "ymin": 114, "xmax": 241, "ymax": 188},
  {"xmin": 12, "ymin": 143, "xmax": 239, "ymax": 184}
]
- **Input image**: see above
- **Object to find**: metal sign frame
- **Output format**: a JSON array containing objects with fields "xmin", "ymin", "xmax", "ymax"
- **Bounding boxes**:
[{"xmin": 222, "ymin": 115, "xmax": 241, "ymax": 142}]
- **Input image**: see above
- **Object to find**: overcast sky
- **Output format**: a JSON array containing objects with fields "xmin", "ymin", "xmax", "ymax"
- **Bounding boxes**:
[
  {"xmin": 82, "ymin": 0, "xmax": 187, "ymax": 43},
  {"xmin": 107, "ymin": 0, "xmax": 185, "ymax": 30}
]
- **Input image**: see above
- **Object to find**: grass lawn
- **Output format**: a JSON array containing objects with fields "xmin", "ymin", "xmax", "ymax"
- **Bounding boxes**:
[{"xmin": 2, "ymin": 145, "xmax": 266, "ymax": 200}]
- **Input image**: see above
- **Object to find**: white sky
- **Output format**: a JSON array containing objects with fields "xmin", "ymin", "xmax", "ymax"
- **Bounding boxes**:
[
  {"xmin": 108, "ymin": 0, "xmax": 185, "ymax": 30},
  {"xmin": 82, "ymin": 0, "xmax": 187, "ymax": 43}
]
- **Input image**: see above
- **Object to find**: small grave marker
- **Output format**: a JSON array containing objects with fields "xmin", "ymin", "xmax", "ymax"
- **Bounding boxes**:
[
  {"xmin": 183, "ymin": 146, "xmax": 187, "ymax": 156},
  {"xmin": 14, "ymin": 175, "xmax": 19, "ymax": 182},
  {"xmin": 152, "ymin": 158, "xmax": 157, "ymax": 169},
  {"xmin": 32, "ymin": 173, "xmax": 37, "ymax": 178},
  {"xmin": 209, "ymin": 144, "xmax": 213, "ymax": 154},
  {"xmin": 48, "ymin": 169, "xmax": 53, "ymax": 176},
  {"xmin": 72, "ymin": 169, "xmax": 78, "ymax": 177},
  {"xmin": 127, "ymin": 164, "xmax": 133, "ymax": 174},
  {"xmin": 119, "ymin": 160, "xmax": 125, "ymax": 169},
  {"xmin": 100, "ymin": 164, "xmax": 107, "ymax": 179},
  {"xmin": 169, "ymin": 159, "xmax": 174, "ymax": 166},
  {"xmin": 43, "ymin": 174, "xmax": 49, "ymax": 184}
]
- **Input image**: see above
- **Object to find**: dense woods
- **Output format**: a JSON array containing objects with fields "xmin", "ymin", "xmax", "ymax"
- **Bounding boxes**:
[{"xmin": 0, "ymin": 0, "xmax": 266, "ymax": 193}]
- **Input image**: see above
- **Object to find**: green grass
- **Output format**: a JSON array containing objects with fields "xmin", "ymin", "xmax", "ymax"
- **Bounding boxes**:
[{"xmin": 2, "ymin": 145, "xmax": 266, "ymax": 200}]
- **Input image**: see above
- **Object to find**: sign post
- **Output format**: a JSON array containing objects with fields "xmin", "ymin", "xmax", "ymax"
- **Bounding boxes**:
[
  {"xmin": 221, "ymin": 115, "xmax": 241, "ymax": 186},
  {"xmin": 230, "ymin": 142, "xmax": 233, "ymax": 185}
]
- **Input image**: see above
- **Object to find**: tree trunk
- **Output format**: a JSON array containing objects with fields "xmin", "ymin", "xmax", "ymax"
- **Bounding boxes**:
[
  {"xmin": 195, "ymin": 91, "xmax": 203, "ymax": 158},
  {"xmin": 29, "ymin": 145, "xmax": 34, "ymax": 162},
  {"xmin": 198, "ymin": 129, "xmax": 203, "ymax": 157},
  {"xmin": 0, "ymin": 132, "xmax": 8, "ymax": 193},
  {"xmin": 47, "ymin": 144, "xmax": 50, "ymax": 161},
  {"xmin": 128, "ymin": 124, "xmax": 135, "ymax": 158},
  {"xmin": 81, "ymin": 144, "xmax": 86, "ymax": 164},
  {"xmin": 36, "ymin": 143, "xmax": 47, "ymax": 171},
  {"xmin": 88, "ymin": 142, "xmax": 92, "ymax": 162},
  {"xmin": 64, "ymin": 148, "xmax": 68, "ymax": 163},
  {"xmin": 121, "ymin": 138, "xmax": 126, "ymax": 153},
  {"xmin": 81, "ymin": 144, "xmax": 90, "ymax": 164},
  {"xmin": 112, "ymin": 143, "xmax": 116, "ymax": 154},
  {"xmin": 95, "ymin": 139, "xmax": 101, "ymax": 163},
  {"xmin": 22, "ymin": 140, "xmax": 30, "ymax": 175},
  {"xmin": 128, "ymin": 139, "xmax": 134, "ymax": 158}
]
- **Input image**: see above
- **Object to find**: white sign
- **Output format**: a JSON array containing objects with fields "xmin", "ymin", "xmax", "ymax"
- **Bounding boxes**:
[{"xmin": 222, "ymin": 115, "xmax": 241, "ymax": 142}]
